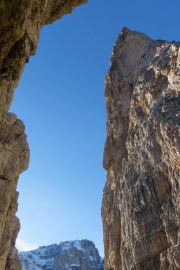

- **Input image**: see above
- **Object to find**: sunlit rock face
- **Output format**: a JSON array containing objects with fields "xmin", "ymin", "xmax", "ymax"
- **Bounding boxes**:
[
  {"xmin": 0, "ymin": 1, "xmax": 87, "ymax": 269},
  {"xmin": 102, "ymin": 28, "xmax": 180, "ymax": 270},
  {"xmin": 19, "ymin": 240, "xmax": 104, "ymax": 270}
]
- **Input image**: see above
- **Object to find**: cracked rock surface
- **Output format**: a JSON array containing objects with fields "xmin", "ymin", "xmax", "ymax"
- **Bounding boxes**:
[
  {"xmin": 102, "ymin": 28, "xmax": 180, "ymax": 270},
  {"xmin": 0, "ymin": 1, "xmax": 87, "ymax": 269}
]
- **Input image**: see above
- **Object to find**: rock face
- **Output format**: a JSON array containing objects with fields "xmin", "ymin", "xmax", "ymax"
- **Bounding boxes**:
[
  {"xmin": 0, "ymin": 111, "xmax": 29, "ymax": 270},
  {"xmin": 0, "ymin": 1, "xmax": 87, "ymax": 269},
  {"xmin": 102, "ymin": 28, "xmax": 180, "ymax": 270},
  {"xmin": 0, "ymin": 0, "xmax": 87, "ymax": 111},
  {"xmin": 19, "ymin": 240, "xmax": 104, "ymax": 270}
]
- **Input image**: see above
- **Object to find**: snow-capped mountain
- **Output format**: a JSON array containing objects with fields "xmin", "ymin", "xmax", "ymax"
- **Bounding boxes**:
[{"xmin": 19, "ymin": 240, "xmax": 104, "ymax": 270}]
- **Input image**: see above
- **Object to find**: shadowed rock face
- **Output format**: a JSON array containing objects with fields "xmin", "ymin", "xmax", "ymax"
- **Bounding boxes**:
[
  {"xmin": 102, "ymin": 28, "xmax": 180, "ymax": 270},
  {"xmin": 0, "ymin": 111, "xmax": 29, "ymax": 270},
  {"xmin": 0, "ymin": 0, "xmax": 87, "ymax": 111},
  {"xmin": 0, "ymin": 1, "xmax": 87, "ymax": 269}
]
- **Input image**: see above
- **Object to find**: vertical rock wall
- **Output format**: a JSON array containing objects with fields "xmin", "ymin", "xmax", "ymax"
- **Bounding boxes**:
[
  {"xmin": 102, "ymin": 28, "xmax": 180, "ymax": 270},
  {"xmin": 0, "ymin": 1, "xmax": 87, "ymax": 269}
]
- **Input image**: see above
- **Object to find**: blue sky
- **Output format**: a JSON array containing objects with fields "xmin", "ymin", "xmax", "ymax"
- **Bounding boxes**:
[{"xmin": 11, "ymin": 0, "xmax": 180, "ymax": 256}]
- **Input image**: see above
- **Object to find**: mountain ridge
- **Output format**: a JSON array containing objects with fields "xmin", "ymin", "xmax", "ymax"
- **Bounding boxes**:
[{"xmin": 19, "ymin": 239, "xmax": 104, "ymax": 270}]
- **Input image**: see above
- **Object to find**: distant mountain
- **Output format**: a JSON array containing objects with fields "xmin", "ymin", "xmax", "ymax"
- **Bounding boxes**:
[{"xmin": 19, "ymin": 239, "xmax": 104, "ymax": 270}]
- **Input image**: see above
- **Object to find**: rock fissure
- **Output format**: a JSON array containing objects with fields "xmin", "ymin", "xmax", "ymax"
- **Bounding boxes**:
[{"xmin": 0, "ymin": 2, "xmax": 179, "ymax": 270}]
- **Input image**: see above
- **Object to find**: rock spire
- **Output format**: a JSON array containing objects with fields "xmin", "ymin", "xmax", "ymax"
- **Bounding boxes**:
[{"xmin": 102, "ymin": 28, "xmax": 180, "ymax": 270}]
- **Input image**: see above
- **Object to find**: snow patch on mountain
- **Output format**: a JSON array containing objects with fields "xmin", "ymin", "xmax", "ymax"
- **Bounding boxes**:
[{"xmin": 19, "ymin": 240, "xmax": 104, "ymax": 270}]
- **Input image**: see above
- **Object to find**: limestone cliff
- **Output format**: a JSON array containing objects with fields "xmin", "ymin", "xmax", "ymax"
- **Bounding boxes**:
[
  {"xmin": 0, "ymin": 1, "xmax": 87, "ymax": 269},
  {"xmin": 19, "ymin": 240, "xmax": 104, "ymax": 270},
  {"xmin": 102, "ymin": 28, "xmax": 180, "ymax": 270}
]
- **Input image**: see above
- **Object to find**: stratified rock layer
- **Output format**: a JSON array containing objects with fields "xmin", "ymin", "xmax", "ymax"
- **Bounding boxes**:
[
  {"xmin": 102, "ymin": 28, "xmax": 180, "ymax": 270},
  {"xmin": 19, "ymin": 240, "xmax": 104, "ymax": 270},
  {"xmin": 0, "ymin": 1, "xmax": 87, "ymax": 269}
]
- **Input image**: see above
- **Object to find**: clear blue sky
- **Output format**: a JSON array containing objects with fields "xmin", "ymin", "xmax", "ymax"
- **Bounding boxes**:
[{"xmin": 11, "ymin": 0, "xmax": 180, "ymax": 256}]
